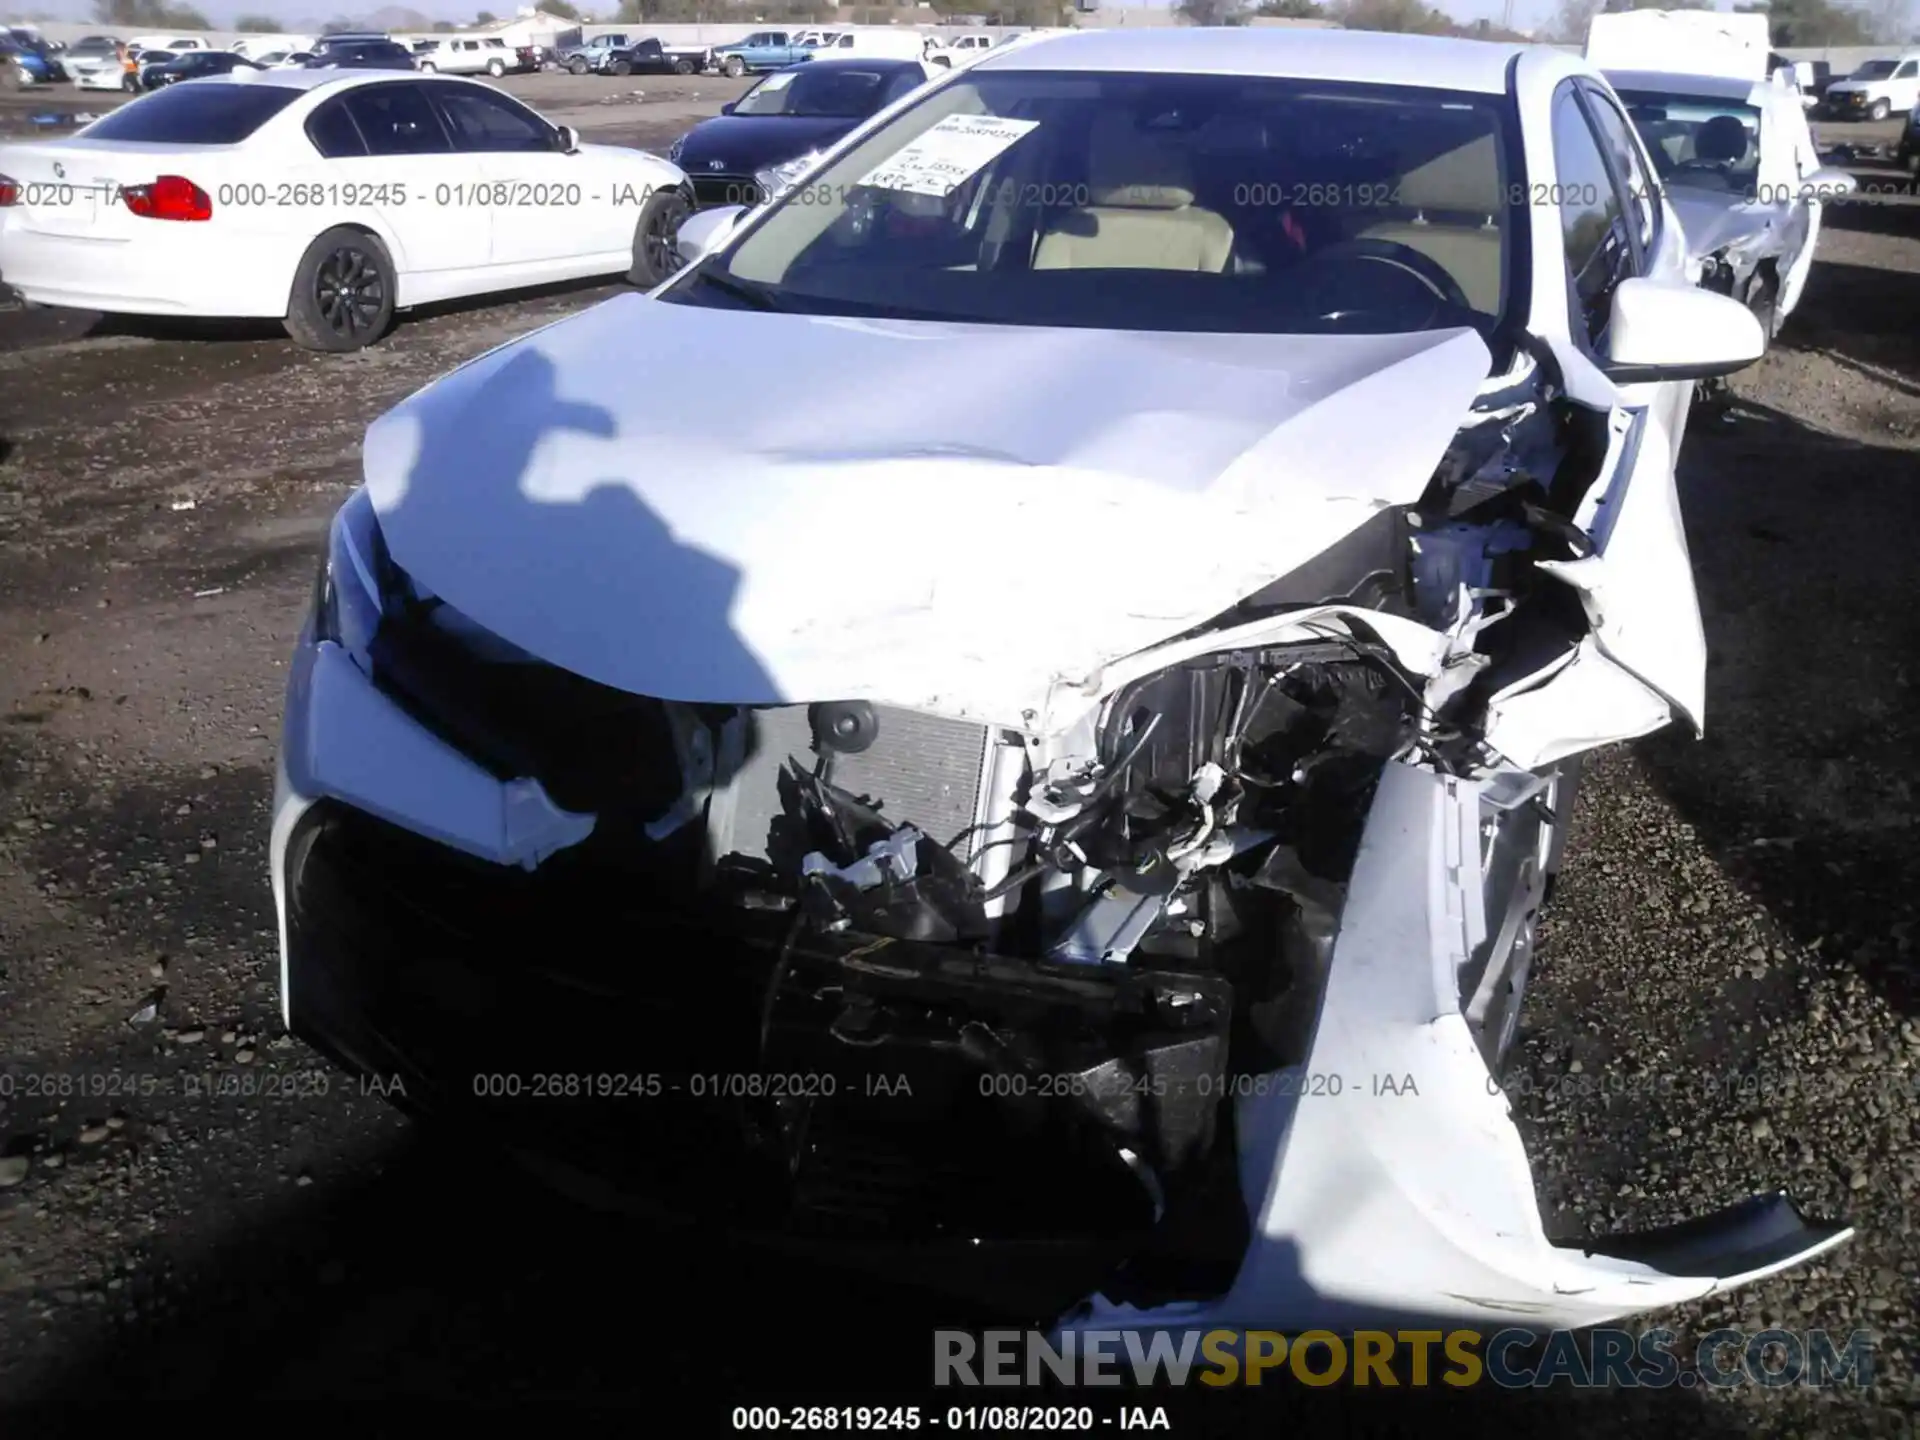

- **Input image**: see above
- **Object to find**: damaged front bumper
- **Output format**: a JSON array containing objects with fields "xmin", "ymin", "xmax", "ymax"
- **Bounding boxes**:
[
  {"xmin": 272, "ymin": 626, "xmax": 1851, "ymax": 1331},
  {"xmin": 1060, "ymin": 760, "xmax": 1851, "ymax": 1335}
]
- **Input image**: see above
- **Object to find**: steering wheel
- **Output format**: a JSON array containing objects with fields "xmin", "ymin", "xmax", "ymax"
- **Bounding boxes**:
[{"xmin": 1291, "ymin": 237, "xmax": 1474, "ymax": 313}]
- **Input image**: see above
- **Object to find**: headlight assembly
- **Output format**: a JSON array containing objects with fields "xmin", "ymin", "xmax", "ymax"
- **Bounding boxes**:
[
  {"xmin": 754, "ymin": 151, "xmax": 823, "ymax": 204},
  {"xmin": 310, "ymin": 486, "xmax": 386, "ymax": 661}
]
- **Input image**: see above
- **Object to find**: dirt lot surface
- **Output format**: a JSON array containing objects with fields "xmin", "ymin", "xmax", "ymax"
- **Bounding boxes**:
[{"xmin": 0, "ymin": 82, "xmax": 1915, "ymax": 1432}]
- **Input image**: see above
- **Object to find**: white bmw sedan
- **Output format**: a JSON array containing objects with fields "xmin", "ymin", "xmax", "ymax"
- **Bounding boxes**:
[{"xmin": 0, "ymin": 69, "xmax": 692, "ymax": 350}]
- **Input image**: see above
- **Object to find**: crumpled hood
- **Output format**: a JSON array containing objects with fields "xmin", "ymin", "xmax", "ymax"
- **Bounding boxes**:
[
  {"xmin": 1668, "ymin": 188, "xmax": 1777, "ymax": 259},
  {"xmin": 362, "ymin": 293, "xmax": 1489, "ymax": 729}
]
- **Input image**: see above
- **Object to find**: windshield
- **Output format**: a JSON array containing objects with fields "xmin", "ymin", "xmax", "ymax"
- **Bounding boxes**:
[
  {"xmin": 80, "ymin": 81, "xmax": 301, "ymax": 141},
  {"xmin": 735, "ymin": 64, "xmax": 897, "ymax": 117},
  {"xmin": 1616, "ymin": 90, "xmax": 1762, "ymax": 195},
  {"xmin": 671, "ymin": 69, "xmax": 1519, "ymax": 345},
  {"xmin": 1849, "ymin": 60, "xmax": 1896, "ymax": 79}
]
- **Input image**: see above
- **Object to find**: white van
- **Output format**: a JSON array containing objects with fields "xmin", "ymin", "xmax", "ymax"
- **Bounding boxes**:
[
  {"xmin": 126, "ymin": 34, "xmax": 207, "ymax": 54},
  {"xmin": 821, "ymin": 29, "xmax": 931, "ymax": 61},
  {"xmin": 231, "ymin": 34, "xmax": 313, "ymax": 59},
  {"xmin": 1823, "ymin": 52, "xmax": 1920, "ymax": 121}
]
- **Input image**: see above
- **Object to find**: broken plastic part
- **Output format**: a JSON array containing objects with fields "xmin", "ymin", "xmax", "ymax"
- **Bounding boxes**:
[{"xmin": 801, "ymin": 825, "xmax": 925, "ymax": 890}]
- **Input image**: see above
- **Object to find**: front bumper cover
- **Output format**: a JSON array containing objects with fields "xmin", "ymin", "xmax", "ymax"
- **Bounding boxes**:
[{"xmin": 273, "ymin": 635, "xmax": 1854, "ymax": 1330}]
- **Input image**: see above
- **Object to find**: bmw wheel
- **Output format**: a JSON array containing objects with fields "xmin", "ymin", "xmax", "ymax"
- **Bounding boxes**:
[
  {"xmin": 284, "ymin": 226, "xmax": 396, "ymax": 353},
  {"xmin": 628, "ymin": 187, "xmax": 693, "ymax": 288}
]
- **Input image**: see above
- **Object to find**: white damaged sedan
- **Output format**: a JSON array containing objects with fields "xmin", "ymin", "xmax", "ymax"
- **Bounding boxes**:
[{"xmin": 272, "ymin": 29, "xmax": 1852, "ymax": 1329}]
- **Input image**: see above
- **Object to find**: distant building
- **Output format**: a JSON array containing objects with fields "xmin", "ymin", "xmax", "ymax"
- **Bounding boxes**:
[{"xmin": 464, "ymin": 7, "xmax": 579, "ymax": 47}]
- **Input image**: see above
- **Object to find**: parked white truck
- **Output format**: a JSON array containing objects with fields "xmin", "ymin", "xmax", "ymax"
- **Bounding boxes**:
[{"xmin": 1821, "ymin": 52, "xmax": 1920, "ymax": 121}]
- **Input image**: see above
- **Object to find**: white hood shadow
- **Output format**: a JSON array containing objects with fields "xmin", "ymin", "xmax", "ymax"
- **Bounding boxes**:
[{"xmin": 364, "ymin": 293, "xmax": 1492, "ymax": 727}]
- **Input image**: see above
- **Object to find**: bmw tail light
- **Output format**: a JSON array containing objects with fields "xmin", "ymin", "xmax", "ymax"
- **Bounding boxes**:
[
  {"xmin": 122, "ymin": 175, "xmax": 212, "ymax": 221},
  {"xmin": 0, "ymin": 175, "xmax": 18, "ymax": 207}
]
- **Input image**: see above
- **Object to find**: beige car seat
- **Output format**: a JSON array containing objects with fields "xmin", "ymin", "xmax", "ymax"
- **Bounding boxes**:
[
  {"xmin": 1032, "ymin": 112, "xmax": 1234, "ymax": 273},
  {"xmin": 1356, "ymin": 132, "xmax": 1504, "ymax": 315}
]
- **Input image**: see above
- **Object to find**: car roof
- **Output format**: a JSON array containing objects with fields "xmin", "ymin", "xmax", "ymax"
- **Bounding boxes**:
[
  {"xmin": 972, "ymin": 27, "xmax": 1531, "ymax": 93},
  {"xmin": 164, "ymin": 68, "xmax": 473, "ymax": 95},
  {"xmin": 1603, "ymin": 69, "xmax": 1762, "ymax": 102}
]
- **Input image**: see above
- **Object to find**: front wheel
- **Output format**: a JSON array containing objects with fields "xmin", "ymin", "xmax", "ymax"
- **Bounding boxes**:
[
  {"xmin": 628, "ymin": 187, "xmax": 692, "ymax": 288},
  {"xmin": 568, "ymin": 55, "xmax": 588, "ymax": 74},
  {"xmin": 487, "ymin": 58, "xmax": 505, "ymax": 76},
  {"xmin": 672, "ymin": 57, "xmax": 694, "ymax": 74},
  {"xmin": 1869, "ymin": 98, "xmax": 1891, "ymax": 120},
  {"xmin": 284, "ymin": 226, "xmax": 396, "ymax": 353},
  {"xmin": 608, "ymin": 59, "xmax": 630, "ymax": 76},
  {"xmin": 722, "ymin": 54, "xmax": 745, "ymax": 78}
]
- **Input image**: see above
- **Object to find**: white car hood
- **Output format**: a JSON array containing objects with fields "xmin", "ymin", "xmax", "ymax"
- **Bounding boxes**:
[
  {"xmin": 1668, "ymin": 187, "xmax": 1779, "ymax": 259},
  {"xmin": 362, "ymin": 293, "xmax": 1489, "ymax": 729}
]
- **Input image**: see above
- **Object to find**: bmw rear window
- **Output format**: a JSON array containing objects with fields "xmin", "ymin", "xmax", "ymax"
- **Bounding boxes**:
[{"xmin": 80, "ymin": 82, "xmax": 302, "ymax": 143}]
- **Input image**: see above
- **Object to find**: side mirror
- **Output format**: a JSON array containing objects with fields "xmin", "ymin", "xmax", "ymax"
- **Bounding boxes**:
[
  {"xmin": 1603, "ymin": 276, "xmax": 1765, "ymax": 384},
  {"xmin": 556, "ymin": 123, "xmax": 579, "ymax": 153},
  {"xmin": 1800, "ymin": 164, "xmax": 1857, "ymax": 199},
  {"xmin": 672, "ymin": 204, "xmax": 746, "ymax": 269},
  {"xmin": 720, "ymin": 101, "xmax": 735, "ymax": 115}
]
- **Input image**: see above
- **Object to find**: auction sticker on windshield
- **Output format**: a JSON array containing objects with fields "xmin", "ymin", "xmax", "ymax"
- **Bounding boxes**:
[{"xmin": 860, "ymin": 114, "xmax": 1039, "ymax": 197}]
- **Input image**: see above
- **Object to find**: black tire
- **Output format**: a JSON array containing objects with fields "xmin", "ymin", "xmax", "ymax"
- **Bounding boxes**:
[
  {"xmin": 487, "ymin": 58, "xmax": 505, "ymax": 77},
  {"xmin": 723, "ymin": 54, "xmax": 745, "ymax": 78},
  {"xmin": 1869, "ymin": 98, "xmax": 1890, "ymax": 121},
  {"xmin": 608, "ymin": 59, "xmax": 630, "ymax": 76},
  {"xmin": 568, "ymin": 55, "xmax": 588, "ymax": 74},
  {"xmin": 628, "ymin": 188, "xmax": 693, "ymax": 288},
  {"xmin": 284, "ymin": 227, "xmax": 396, "ymax": 353},
  {"xmin": 673, "ymin": 57, "xmax": 694, "ymax": 74}
]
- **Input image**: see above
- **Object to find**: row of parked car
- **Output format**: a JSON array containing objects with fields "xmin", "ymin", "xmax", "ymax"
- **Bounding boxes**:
[
  {"xmin": 554, "ymin": 26, "xmax": 1026, "ymax": 82},
  {"xmin": 3, "ymin": 29, "xmax": 550, "ymax": 93}
]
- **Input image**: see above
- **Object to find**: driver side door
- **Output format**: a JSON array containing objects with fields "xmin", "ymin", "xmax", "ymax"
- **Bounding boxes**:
[{"xmin": 426, "ymin": 82, "xmax": 624, "ymax": 271}]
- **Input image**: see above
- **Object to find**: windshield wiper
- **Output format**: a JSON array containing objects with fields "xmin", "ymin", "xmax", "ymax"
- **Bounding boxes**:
[{"xmin": 695, "ymin": 265, "xmax": 786, "ymax": 312}]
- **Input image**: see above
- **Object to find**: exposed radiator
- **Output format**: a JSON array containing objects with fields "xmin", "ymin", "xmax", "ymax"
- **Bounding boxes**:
[{"xmin": 712, "ymin": 704, "xmax": 991, "ymax": 863}]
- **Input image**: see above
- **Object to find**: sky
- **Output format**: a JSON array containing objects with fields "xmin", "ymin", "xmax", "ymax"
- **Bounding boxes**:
[{"xmin": 10, "ymin": 0, "xmax": 1744, "ymax": 47}]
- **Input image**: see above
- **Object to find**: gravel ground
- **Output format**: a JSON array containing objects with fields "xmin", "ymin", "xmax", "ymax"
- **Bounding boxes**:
[{"xmin": 0, "ymin": 90, "xmax": 1915, "ymax": 1432}]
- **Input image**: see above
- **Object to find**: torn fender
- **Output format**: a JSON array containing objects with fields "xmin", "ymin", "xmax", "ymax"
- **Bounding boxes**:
[{"xmin": 1058, "ymin": 763, "xmax": 1849, "ymax": 1333}]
